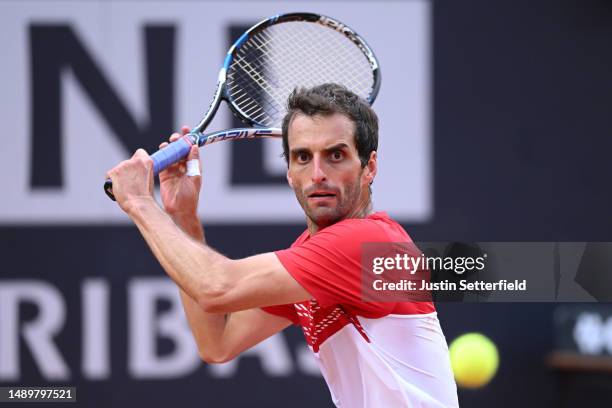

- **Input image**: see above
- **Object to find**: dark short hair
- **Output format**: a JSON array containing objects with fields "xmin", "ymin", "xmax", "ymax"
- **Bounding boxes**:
[{"xmin": 281, "ymin": 83, "xmax": 378, "ymax": 167}]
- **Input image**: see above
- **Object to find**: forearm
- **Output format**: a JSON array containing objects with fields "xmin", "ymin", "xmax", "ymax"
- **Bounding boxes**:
[
  {"xmin": 170, "ymin": 211, "xmax": 231, "ymax": 362},
  {"xmin": 171, "ymin": 210, "xmax": 205, "ymax": 242},
  {"xmin": 125, "ymin": 196, "xmax": 303, "ymax": 361},
  {"xmin": 126, "ymin": 197, "xmax": 227, "ymax": 306}
]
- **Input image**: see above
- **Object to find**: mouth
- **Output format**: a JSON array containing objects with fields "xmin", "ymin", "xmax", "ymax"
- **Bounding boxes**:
[{"xmin": 307, "ymin": 191, "xmax": 337, "ymax": 201}]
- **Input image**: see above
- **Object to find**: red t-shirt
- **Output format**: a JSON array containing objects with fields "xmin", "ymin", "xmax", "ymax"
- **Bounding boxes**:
[
  {"xmin": 263, "ymin": 212, "xmax": 435, "ymax": 347},
  {"xmin": 260, "ymin": 213, "xmax": 458, "ymax": 407}
]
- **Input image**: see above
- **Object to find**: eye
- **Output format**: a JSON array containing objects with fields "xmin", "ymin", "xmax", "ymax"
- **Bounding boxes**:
[
  {"xmin": 296, "ymin": 151, "xmax": 311, "ymax": 163},
  {"xmin": 330, "ymin": 150, "xmax": 344, "ymax": 162}
]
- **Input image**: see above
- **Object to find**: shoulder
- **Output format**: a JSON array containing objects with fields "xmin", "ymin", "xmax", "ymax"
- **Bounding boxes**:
[
  {"xmin": 290, "ymin": 229, "xmax": 311, "ymax": 248},
  {"xmin": 317, "ymin": 211, "xmax": 409, "ymax": 243}
]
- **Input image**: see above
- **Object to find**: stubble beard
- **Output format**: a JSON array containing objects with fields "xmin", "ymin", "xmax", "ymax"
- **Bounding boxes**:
[{"xmin": 295, "ymin": 175, "xmax": 364, "ymax": 231}]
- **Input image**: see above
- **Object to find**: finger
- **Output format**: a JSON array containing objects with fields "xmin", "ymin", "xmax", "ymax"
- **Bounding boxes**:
[
  {"xmin": 185, "ymin": 146, "xmax": 202, "ymax": 177},
  {"xmin": 106, "ymin": 165, "xmax": 119, "ymax": 180},
  {"xmin": 169, "ymin": 132, "xmax": 181, "ymax": 143},
  {"xmin": 159, "ymin": 141, "xmax": 169, "ymax": 149},
  {"xmin": 133, "ymin": 148, "xmax": 149, "ymax": 159},
  {"xmin": 159, "ymin": 162, "xmax": 181, "ymax": 178},
  {"xmin": 106, "ymin": 160, "xmax": 127, "ymax": 178},
  {"xmin": 181, "ymin": 125, "xmax": 191, "ymax": 135},
  {"xmin": 187, "ymin": 144, "xmax": 200, "ymax": 161}
]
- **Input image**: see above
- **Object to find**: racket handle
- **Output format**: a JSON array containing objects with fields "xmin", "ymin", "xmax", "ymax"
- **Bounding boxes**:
[
  {"xmin": 104, "ymin": 135, "xmax": 197, "ymax": 201},
  {"xmin": 151, "ymin": 136, "xmax": 195, "ymax": 174}
]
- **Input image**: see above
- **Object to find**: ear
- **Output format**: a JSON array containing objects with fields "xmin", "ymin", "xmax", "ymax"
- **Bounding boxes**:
[
  {"xmin": 364, "ymin": 151, "xmax": 377, "ymax": 185},
  {"xmin": 286, "ymin": 169, "xmax": 294, "ymax": 189}
]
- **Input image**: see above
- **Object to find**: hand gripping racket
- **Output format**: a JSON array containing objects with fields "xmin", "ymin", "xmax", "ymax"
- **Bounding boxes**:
[{"xmin": 104, "ymin": 12, "xmax": 381, "ymax": 200}]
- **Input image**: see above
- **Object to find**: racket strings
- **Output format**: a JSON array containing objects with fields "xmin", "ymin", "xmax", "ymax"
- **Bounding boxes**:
[
  {"xmin": 226, "ymin": 38, "xmax": 279, "ymax": 126},
  {"xmin": 255, "ymin": 23, "xmax": 373, "ymax": 108},
  {"xmin": 226, "ymin": 20, "xmax": 376, "ymax": 128},
  {"xmin": 259, "ymin": 23, "xmax": 374, "ymax": 96},
  {"xmin": 264, "ymin": 24, "xmax": 373, "ymax": 94},
  {"xmin": 229, "ymin": 33, "xmax": 288, "ymax": 124},
  {"xmin": 229, "ymin": 56, "xmax": 277, "ymax": 123}
]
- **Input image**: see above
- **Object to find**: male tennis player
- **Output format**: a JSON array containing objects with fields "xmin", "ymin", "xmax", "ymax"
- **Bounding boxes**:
[{"xmin": 106, "ymin": 84, "xmax": 459, "ymax": 407}]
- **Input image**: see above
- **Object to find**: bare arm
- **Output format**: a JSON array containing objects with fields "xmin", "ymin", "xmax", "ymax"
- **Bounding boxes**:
[
  {"xmin": 121, "ymin": 129, "xmax": 300, "ymax": 363},
  {"xmin": 106, "ymin": 140, "xmax": 311, "ymax": 362},
  {"xmin": 171, "ymin": 212, "xmax": 291, "ymax": 363},
  {"xmin": 125, "ymin": 196, "xmax": 311, "ymax": 312}
]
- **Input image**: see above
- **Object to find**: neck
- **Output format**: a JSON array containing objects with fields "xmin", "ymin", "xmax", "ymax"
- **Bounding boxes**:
[{"xmin": 307, "ymin": 198, "xmax": 373, "ymax": 236}]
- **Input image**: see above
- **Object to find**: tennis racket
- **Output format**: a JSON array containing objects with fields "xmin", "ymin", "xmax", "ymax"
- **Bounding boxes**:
[{"xmin": 104, "ymin": 12, "xmax": 381, "ymax": 200}]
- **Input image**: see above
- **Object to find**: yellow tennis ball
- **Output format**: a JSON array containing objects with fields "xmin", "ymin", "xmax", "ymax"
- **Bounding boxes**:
[{"xmin": 449, "ymin": 332, "xmax": 499, "ymax": 389}]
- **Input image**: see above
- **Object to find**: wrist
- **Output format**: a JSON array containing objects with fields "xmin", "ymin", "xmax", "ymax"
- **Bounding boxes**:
[
  {"xmin": 123, "ymin": 195, "xmax": 158, "ymax": 217},
  {"xmin": 167, "ymin": 209, "xmax": 199, "ymax": 223},
  {"xmin": 168, "ymin": 211, "xmax": 204, "ymax": 241}
]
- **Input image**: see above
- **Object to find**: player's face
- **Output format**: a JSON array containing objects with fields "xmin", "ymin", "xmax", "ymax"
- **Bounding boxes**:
[{"xmin": 286, "ymin": 113, "xmax": 376, "ymax": 230}]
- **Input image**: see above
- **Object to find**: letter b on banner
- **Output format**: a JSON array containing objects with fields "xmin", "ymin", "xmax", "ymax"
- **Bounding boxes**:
[{"xmin": 128, "ymin": 278, "xmax": 200, "ymax": 378}]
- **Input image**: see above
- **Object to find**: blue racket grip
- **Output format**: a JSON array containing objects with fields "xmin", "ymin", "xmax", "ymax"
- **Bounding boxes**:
[
  {"xmin": 151, "ymin": 136, "xmax": 194, "ymax": 175},
  {"xmin": 104, "ymin": 135, "xmax": 196, "ymax": 201}
]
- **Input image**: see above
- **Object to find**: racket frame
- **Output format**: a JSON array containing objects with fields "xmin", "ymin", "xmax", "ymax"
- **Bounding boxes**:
[
  {"xmin": 104, "ymin": 12, "xmax": 381, "ymax": 200},
  {"xmin": 192, "ymin": 12, "xmax": 381, "ymax": 144}
]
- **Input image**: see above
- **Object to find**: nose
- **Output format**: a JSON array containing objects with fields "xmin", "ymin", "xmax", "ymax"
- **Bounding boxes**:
[{"xmin": 311, "ymin": 155, "xmax": 327, "ymax": 184}]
